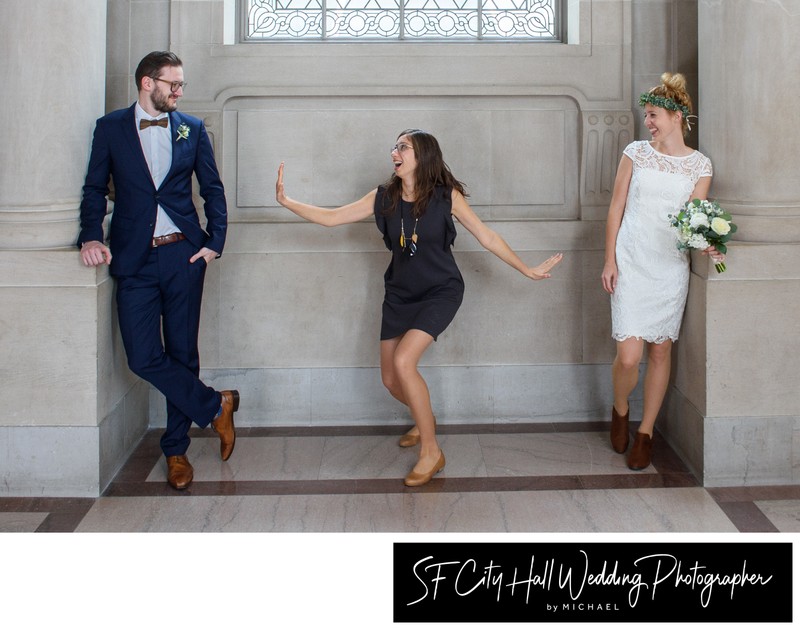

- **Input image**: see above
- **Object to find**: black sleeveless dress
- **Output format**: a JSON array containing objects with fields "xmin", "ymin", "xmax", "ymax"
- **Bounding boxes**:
[{"xmin": 374, "ymin": 185, "xmax": 464, "ymax": 340}]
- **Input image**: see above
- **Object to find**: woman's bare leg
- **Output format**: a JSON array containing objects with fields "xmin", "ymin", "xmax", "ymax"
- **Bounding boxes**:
[
  {"xmin": 612, "ymin": 337, "xmax": 645, "ymax": 415},
  {"xmin": 382, "ymin": 330, "xmax": 441, "ymax": 473},
  {"xmin": 638, "ymin": 340, "xmax": 673, "ymax": 437}
]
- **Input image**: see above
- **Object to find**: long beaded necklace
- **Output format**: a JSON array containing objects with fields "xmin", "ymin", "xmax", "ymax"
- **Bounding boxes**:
[{"xmin": 399, "ymin": 203, "xmax": 418, "ymax": 256}]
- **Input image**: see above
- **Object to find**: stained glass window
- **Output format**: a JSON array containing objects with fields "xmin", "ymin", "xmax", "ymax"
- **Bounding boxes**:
[{"xmin": 244, "ymin": 0, "xmax": 560, "ymax": 41}]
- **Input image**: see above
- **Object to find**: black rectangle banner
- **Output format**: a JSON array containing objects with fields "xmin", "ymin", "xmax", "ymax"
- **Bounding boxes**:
[{"xmin": 393, "ymin": 542, "xmax": 792, "ymax": 623}]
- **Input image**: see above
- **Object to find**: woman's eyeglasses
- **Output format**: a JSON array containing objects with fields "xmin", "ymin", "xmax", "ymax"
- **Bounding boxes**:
[{"xmin": 391, "ymin": 143, "xmax": 413, "ymax": 154}]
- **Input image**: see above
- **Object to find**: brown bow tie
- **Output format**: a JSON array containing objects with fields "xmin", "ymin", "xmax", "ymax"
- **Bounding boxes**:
[{"xmin": 139, "ymin": 118, "xmax": 168, "ymax": 130}]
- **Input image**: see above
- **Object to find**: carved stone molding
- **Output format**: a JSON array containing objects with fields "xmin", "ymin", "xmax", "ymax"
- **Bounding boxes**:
[{"xmin": 581, "ymin": 110, "xmax": 633, "ymax": 210}]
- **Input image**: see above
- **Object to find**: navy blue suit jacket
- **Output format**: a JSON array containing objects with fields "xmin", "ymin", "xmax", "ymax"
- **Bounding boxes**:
[{"xmin": 78, "ymin": 104, "xmax": 227, "ymax": 276}]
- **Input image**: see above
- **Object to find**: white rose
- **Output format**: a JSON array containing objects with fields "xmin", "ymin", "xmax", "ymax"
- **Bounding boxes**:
[
  {"xmin": 711, "ymin": 217, "xmax": 731, "ymax": 235},
  {"xmin": 687, "ymin": 234, "xmax": 710, "ymax": 250},
  {"xmin": 689, "ymin": 212, "xmax": 710, "ymax": 229}
]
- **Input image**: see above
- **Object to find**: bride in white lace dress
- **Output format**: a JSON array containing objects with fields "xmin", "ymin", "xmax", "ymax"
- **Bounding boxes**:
[{"xmin": 601, "ymin": 73, "xmax": 722, "ymax": 471}]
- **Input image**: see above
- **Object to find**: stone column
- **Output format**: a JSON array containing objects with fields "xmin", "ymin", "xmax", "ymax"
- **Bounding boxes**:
[
  {"xmin": 664, "ymin": 0, "xmax": 800, "ymax": 486},
  {"xmin": 0, "ymin": 0, "xmax": 147, "ymax": 496},
  {"xmin": 0, "ymin": 1, "xmax": 105, "ymax": 249}
]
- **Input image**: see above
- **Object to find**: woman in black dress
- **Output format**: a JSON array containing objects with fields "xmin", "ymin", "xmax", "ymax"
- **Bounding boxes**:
[{"xmin": 276, "ymin": 129, "xmax": 562, "ymax": 486}]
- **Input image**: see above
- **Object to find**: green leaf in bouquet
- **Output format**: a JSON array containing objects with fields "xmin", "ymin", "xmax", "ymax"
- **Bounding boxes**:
[{"xmin": 715, "ymin": 243, "xmax": 727, "ymax": 254}]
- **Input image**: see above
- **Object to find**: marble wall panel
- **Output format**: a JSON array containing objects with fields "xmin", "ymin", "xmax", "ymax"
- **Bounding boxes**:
[
  {"xmin": 672, "ymin": 266, "xmax": 708, "ymax": 414},
  {"xmin": 631, "ymin": 0, "xmax": 673, "ymax": 77},
  {"xmin": 232, "ymin": 97, "xmax": 578, "ymax": 220},
  {"xmin": 310, "ymin": 368, "xmax": 409, "ymax": 425},
  {"xmin": 171, "ymin": 0, "xmax": 219, "ymax": 46},
  {"xmin": 446, "ymin": 250, "xmax": 581, "ymax": 365},
  {"xmin": 106, "ymin": 0, "xmax": 132, "ymax": 80},
  {"xmin": 661, "ymin": 386, "xmax": 705, "ymax": 482},
  {"xmin": 420, "ymin": 366, "xmax": 497, "ymax": 423},
  {"xmin": 99, "ymin": 394, "xmax": 128, "ymax": 489},
  {"xmin": 705, "ymin": 279, "xmax": 800, "ymax": 418},
  {"xmin": 0, "ymin": 286, "xmax": 98, "ymax": 427},
  {"xmin": 150, "ymin": 363, "xmax": 618, "ymax": 427},
  {"xmin": 123, "ymin": 379, "xmax": 151, "ymax": 451},
  {"xmin": 0, "ymin": 426, "xmax": 100, "ymax": 497},
  {"xmin": 581, "ymin": 248, "xmax": 616, "ymax": 363},
  {"xmin": 0, "ymin": 253, "xmax": 139, "ymax": 429},
  {"xmin": 493, "ymin": 364, "xmax": 616, "ymax": 421},
  {"xmin": 704, "ymin": 415, "xmax": 798, "ymax": 487},
  {"xmin": 128, "ymin": 0, "xmax": 171, "ymax": 65},
  {"xmin": 215, "ymin": 251, "xmax": 382, "ymax": 367},
  {"xmin": 224, "ymin": 215, "xmax": 590, "ymax": 255},
  {"xmin": 205, "ymin": 367, "xmax": 314, "ymax": 426},
  {"xmin": 100, "ymin": 378, "xmax": 149, "ymax": 490},
  {"xmin": 96, "ymin": 275, "xmax": 141, "ymax": 417},
  {"xmin": 489, "ymin": 108, "xmax": 572, "ymax": 210},
  {"xmin": 591, "ymin": 0, "xmax": 629, "ymax": 46},
  {"xmin": 207, "ymin": 244, "xmax": 583, "ymax": 369}
]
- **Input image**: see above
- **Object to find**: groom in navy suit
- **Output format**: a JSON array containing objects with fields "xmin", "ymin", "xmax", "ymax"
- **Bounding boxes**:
[{"xmin": 79, "ymin": 51, "xmax": 239, "ymax": 490}]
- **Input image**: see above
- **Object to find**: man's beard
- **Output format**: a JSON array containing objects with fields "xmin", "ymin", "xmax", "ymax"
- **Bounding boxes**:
[{"xmin": 152, "ymin": 86, "xmax": 177, "ymax": 113}]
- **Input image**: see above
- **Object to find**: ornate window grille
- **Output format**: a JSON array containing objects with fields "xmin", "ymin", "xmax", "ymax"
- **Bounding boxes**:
[{"xmin": 244, "ymin": 0, "xmax": 561, "ymax": 41}]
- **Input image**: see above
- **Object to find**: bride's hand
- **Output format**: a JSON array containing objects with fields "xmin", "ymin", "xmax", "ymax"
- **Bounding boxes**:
[
  {"xmin": 601, "ymin": 261, "xmax": 618, "ymax": 294},
  {"xmin": 702, "ymin": 245, "xmax": 725, "ymax": 264}
]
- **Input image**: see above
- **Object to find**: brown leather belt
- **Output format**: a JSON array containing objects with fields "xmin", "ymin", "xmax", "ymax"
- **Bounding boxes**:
[{"xmin": 152, "ymin": 233, "xmax": 185, "ymax": 248}]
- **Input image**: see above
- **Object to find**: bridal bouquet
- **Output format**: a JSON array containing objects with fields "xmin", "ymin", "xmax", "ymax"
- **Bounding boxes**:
[{"xmin": 669, "ymin": 199, "xmax": 737, "ymax": 273}]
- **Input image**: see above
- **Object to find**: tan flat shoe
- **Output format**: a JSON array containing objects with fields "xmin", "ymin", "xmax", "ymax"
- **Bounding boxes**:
[
  {"xmin": 404, "ymin": 451, "xmax": 446, "ymax": 487},
  {"xmin": 398, "ymin": 416, "xmax": 436, "ymax": 448},
  {"xmin": 398, "ymin": 428, "xmax": 420, "ymax": 448}
]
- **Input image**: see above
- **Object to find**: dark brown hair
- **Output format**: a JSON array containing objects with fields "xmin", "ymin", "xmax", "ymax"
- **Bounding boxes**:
[
  {"xmin": 381, "ymin": 129, "xmax": 467, "ymax": 218},
  {"xmin": 135, "ymin": 51, "xmax": 183, "ymax": 91}
]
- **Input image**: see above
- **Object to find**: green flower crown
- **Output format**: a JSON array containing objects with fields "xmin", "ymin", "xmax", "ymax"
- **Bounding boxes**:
[{"xmin": 638, "ymin": 92, "xmax": 691, "ymax": 118}]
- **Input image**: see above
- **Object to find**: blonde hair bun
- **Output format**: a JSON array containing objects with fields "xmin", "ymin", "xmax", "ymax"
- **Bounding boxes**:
[{"xmin": 661, "ymin": 72, "xmax": 687, "ymax": 92}]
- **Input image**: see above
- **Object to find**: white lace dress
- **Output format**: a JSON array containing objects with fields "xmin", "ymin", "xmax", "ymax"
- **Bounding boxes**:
[{"xmin": 611, "ymin": 141, "xmax": 713, "ymax": 343}]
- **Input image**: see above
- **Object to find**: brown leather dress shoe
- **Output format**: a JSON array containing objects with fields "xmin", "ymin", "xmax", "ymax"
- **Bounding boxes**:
[
  {"xmin": 627, "ymin": 432, "xmax": 653, "ymax": 471},
  {"xmin": 404, "ymin": 451, "xmax": 446, "ymax": 487},
  {"xmin": 166, "ymin": 455, "xmax": 193, "ymax": 490},
  {"xmin": 610, "ymin": 404, "xmax": 630, "ymax": 453},
  {"xmin": 212, "ymin": 389, "xmax": 239, "ymax": 461}
]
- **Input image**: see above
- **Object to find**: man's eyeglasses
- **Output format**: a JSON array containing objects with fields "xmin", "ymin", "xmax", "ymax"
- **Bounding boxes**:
[
  {"xmin": 391, "ymin": 143, "xmax": 413, "ymax": 154},
  {"xmin": 153, "ymin": 77, "xmax": 187, "ymax": 92}
]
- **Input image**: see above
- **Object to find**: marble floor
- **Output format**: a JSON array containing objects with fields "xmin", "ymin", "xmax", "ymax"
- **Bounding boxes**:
[
  {"xmin": 2, "ymin": 420, "xmax": 800, "ymax": 533},
  {"xmin": 2, "ymin": 421, "xmax": 798, "ymax": 628}
]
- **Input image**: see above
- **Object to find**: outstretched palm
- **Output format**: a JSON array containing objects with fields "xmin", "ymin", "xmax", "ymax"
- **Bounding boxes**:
[{"xmin": 527, "ymin": 253, "xmax": 563, "ymax": 280}]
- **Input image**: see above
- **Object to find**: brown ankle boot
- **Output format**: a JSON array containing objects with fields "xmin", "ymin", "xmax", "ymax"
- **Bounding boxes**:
[
  {"xmin": 610, "ymin": 404, "xmax": 630, "ymax": 453},
  {"xmin": 627, "ymin": 432, "xmax": 653, "ymax": 470}
]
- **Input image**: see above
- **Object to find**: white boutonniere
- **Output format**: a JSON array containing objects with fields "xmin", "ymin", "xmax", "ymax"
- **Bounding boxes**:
[{"xmin": 176, "ymin": 123, "xmax": 190, "ymax": 142}]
